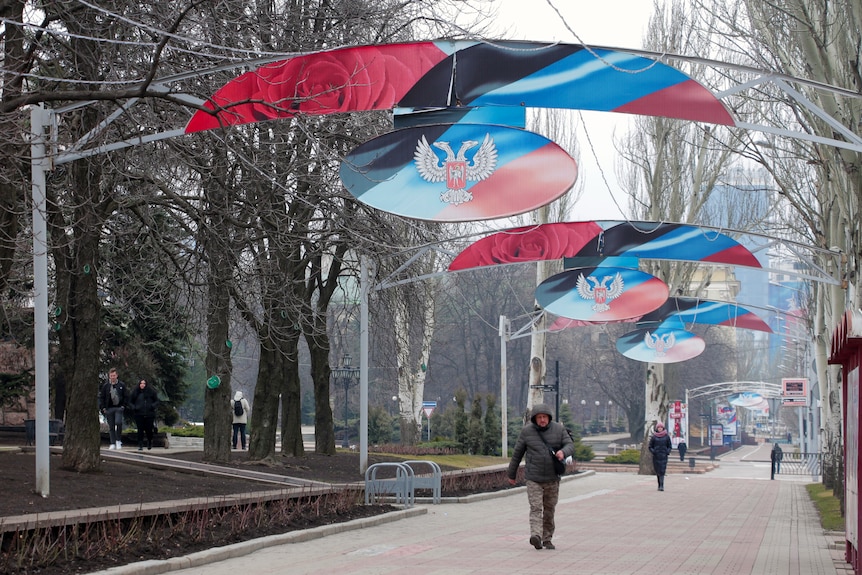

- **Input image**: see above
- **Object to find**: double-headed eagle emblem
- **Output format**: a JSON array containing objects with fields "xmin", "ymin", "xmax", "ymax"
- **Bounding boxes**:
[
  {"xmin": 575, "ymin": 272, "xmax": 625, "ymax": 313},
  {"xmin": 414, "ymin": 134, "xmax": 498, "ymax": 205},
  {"xmin": 644, "ymin": 331, "xmax": 676, "ymax": 357}
]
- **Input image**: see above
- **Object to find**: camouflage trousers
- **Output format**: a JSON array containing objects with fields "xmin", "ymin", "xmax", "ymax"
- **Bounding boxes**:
[{"xmin": 526, "ymin": 479, "xmax": 560, "ymax": 542}]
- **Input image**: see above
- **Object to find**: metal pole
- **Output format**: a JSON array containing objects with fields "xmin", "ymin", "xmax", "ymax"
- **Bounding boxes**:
[
  {"xmin": 359, "ymin": 257, "xmax": 369, "ymax": 473},
  {"xmin": 31, "ymin": 105, "xmax": 51, "ymax": 497},
  {"xmin": 500, "ymin": 315, "xmax": 508, "ymax": 456},
  {"xmin": 554, "ymin": 361, "xmax": 560, "ymax": 423},
  {"xmin": 343, "ymin": 375, "xmax": 349, "ymax": 449}
]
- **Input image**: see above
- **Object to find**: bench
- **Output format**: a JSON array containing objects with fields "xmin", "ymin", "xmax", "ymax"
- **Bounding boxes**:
[{"xmin": 22, "ymin": 419, "xmax": 65, "ymax": 446}]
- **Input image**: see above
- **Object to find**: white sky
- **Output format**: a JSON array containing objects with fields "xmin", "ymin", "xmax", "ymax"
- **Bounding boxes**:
[{"xmin": 485, "ymin": 0, "xmax": 658, "ymax": 220}]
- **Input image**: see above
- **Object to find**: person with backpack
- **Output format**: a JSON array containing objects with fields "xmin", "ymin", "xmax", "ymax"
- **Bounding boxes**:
[
  {"xmin": 506, "ymin": 403, "xmax": 574, "ymax": 551},
  {"xmin": 231, "ymin": 391, "xmax": 250, "ymax": 450}
]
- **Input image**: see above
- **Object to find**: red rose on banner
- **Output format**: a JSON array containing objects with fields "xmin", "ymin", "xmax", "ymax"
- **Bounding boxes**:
[
  {"xmin": 450, "ymin": 222, "xmax": 603, "ymax": 270},
  {"xmin": 188, "ymin": 43, "xmax": 448, "ymax": 132}
]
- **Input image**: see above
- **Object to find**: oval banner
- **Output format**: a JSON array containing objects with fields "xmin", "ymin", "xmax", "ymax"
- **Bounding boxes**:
[
  {"xmin": 340, "ymin": 123, "xmax": 577, "ymax": 222},
  {"xmin": 616, "ymin": 327, "xmax": 706, "ymax": 363},
  {"xmin": 535, "ymin": 267, "xmax": 668, "ymax": 322}
]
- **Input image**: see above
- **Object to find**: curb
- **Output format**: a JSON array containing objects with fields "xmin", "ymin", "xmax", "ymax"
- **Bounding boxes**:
[
  {"xmin": 86, "ymin": 471, "xmax": 597, "ymax": 575},
  {"xmin": 87, "ymin": 507, "xmax": 427, "ymax": 575}
]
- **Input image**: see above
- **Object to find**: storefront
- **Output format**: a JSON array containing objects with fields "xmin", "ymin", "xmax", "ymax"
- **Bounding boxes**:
[{"xmin": 828, "ymin": 309, "xmax": 862, "ymax": 574}]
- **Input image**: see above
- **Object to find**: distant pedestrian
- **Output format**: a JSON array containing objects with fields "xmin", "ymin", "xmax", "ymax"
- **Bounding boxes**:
[
  {"xmin": 99, "ymin": 368, "xmax": 127, "ymax": 450},
  {"xmin": 232, "ymin": 391, "xmax": 250, "ymax": 450},
  {"xmin": 130, "ymin": 379, "xmax": 159, "ymax": 451},
  {"xmin": 649, "ymin": 422, "xmax": 672, "ymax": 491},
  {"xmin": 772, "ymin": 443, "xmax": 783, "ymax": 474},
  {"xmin": 678, "ymin": 441, "xmax": 687, "ymax": 462},
  {"xmin": 507, "ymin": 403, "xmax": 574, "ymax": 550}
]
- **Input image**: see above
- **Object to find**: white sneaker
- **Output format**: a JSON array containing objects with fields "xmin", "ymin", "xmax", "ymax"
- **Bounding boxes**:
[
  {"xmin": 116, "ymin": 441, "xmax": 122, "ymax": 449},
  {"xmin": 108, "ymin": 444, "xmax": 116, "ymax": 450}
]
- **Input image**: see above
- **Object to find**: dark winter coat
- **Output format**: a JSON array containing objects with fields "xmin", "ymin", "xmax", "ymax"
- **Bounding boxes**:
[
  {"xmin": 649, "ymin": 430, "xmax": 673, "ymax": 475},
  {"xmin": 507, "ymin": 403, "xmax": 575, "ymax": 483},
  {"xmin": 99, "ymin": 381, "xmax": 127, "ymax": 411},
  {"xmin": 129, "ymin": 384, "xmax": 159, "ymax": 418}
]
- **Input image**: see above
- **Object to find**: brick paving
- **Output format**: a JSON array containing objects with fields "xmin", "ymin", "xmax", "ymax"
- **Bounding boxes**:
[{"xmin": 91, "ymin": 443, "xmax": 850, "ymax": 575}]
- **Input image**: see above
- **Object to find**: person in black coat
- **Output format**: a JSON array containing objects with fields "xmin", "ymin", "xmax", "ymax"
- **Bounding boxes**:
[
  {"xmin": 649, "ymin": 422, "xmax": 673, "ymax": 491},
  {"xmin": 129, "ymin": 379, "xmax": 159, "ymax": 451},
  {"xmin": 507, "ymin": 403, "xmax": 575, "ymax": 550}
]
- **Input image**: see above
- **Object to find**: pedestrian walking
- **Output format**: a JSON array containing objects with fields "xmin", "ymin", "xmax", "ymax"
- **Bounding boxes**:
[
  {"xmin": 772, "ymin": 442, "xmax": 783, "ymax": 474},
  {"xmin": 507, "ymin": 403, "xmax": 574, "ymax": 550},
  {"xmin": 130, "ymin": 379, "xmax": 159, "ymax": 450},
  {"xmin": 678, "ymin": 440, "xmax": 687, "ymax": 462},
  {"xmin": 232, "ymin": 391, "xmax": 250, "ymax": 450},
  {"xmin": 99, "ymin": 367, "xmax": 127, "ymax": 450},
  {"xmin": 649, "ymin": 422, "xmax": 672, "ymax": 491}
]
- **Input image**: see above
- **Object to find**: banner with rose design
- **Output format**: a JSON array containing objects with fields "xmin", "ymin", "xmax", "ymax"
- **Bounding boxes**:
[
  {"xmin": 448, "ymin": 221, "xmax": 762, "ymax": 271},
  {"xmin": 185, "ymin": 40, "xmax": 734, "ymax": 133}
]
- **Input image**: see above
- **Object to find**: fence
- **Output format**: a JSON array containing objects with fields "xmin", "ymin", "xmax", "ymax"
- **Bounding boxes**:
[{"xmin": 772, "ymin": 451, "xmax": 822, "ymax": 480}]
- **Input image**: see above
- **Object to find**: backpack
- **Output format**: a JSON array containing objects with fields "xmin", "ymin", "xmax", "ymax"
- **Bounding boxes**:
[{"xmin": 234, "ymin": 400, "xmax": 244, "ymax": 416}]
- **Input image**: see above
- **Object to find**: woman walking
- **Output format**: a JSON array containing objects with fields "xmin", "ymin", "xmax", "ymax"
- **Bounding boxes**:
[{"xmin": 649, "ymin": 422, "xmax": 673, "ymax": 491}]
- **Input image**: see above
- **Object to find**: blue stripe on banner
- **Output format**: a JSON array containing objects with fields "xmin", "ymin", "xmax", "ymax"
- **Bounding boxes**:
[{"xmin": 469, "ymin": 49, "xmax": 685, "ymax": 111}]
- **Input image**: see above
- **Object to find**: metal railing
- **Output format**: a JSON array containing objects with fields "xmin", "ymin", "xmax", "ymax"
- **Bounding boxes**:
[{"xmin": 771, "ymin": 451, "xmax": 822, "ymax": 479}]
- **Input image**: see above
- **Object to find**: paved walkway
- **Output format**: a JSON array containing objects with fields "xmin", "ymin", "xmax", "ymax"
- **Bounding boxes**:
[{"xmin": 92, "ymin": 443, "xmax": 852, "ymax": 575}]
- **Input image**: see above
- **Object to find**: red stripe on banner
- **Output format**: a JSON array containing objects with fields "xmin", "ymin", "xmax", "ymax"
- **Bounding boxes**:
[{"xmin": 614, "ymin": 79, "xmax": 735, "ymax": 126}]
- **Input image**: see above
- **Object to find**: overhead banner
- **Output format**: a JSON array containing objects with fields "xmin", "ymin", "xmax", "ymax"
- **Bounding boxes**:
[
  {"xmin": 186, "ymin": 40, "xmax": 735, "ymax": 133},
  {"xmin": 616, "ymin": 327, "xmax": 706, "ymax": 363},
  {"xmin": 340, "ymin": 123, "xmax": 577, "ymax": 221},
  {"xmin": 535, "ymin": 267, "xmax": 668, "ymax": 322}
]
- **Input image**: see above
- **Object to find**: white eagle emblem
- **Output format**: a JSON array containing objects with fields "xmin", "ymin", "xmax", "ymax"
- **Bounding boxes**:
[
  {"xmin": 414, "ymin": 134, "xmax": 498, "ymax": 205},
  {"xmin": 644, "ymin": 331, "xmax": 676, "ymax": 357},
  {"xmin": 575, "ymin": 272, "xmax": 625, "ymax": 312}
]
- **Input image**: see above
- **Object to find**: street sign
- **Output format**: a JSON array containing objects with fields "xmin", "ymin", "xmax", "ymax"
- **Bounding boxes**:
[
  {"xmin": 781, "ymin": 378, "xmax": 809, "ymax": 406},
  {"xmin": 422, "ymin": 401, "xmax": 437, "ymax": 418}
]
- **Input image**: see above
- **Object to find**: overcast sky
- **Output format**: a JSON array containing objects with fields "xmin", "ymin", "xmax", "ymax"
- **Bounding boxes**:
[{"xmin": 487, "ymin": 0, "xmax": 657, "ymax": 220}]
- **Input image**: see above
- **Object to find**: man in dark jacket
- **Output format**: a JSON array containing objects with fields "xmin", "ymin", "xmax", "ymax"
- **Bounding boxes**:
[
  {"xmin": 99, "ymin": 368, "xmax": 127, "ymax": 450},
  {"xmin": 507, "ymin": 403, "xmax": 575, "ymax": 550}
]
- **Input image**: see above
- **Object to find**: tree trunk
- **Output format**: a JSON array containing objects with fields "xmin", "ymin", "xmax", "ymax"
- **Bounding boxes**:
[
  {"xmin": 639, "ymin": 363, "xmax": 668, "ymax": 475},
  {"xmin": 249, "ymin": 342, "xmax": 283, "ymax": 461},
  {"xmin": 394, "ymin": 284, "xmax": 436, "ymax": 446},
  {"xmin": 308, "ymin": 334, "xmax": 335, "ymax": 455},
  {"xmin": 59, "ymin": 159, "xmax": 104, "ymax": 472},
  {"xmin": 280, "ymin": 344, "xmax": 304, "ymax": 456},
  {"xmin": 202, "ymin": 272, "xmax": 233, "ymax": 463}
]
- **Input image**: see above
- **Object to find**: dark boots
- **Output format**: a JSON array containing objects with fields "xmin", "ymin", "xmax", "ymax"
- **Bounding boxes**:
[{"xmin": 658, "ymin": 475, "xmax": 665, "ymax": 491}]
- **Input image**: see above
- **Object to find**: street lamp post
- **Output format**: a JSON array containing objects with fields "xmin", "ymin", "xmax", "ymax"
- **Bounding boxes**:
[
  {"xmin": 607, "ymin": 400, "xmax": 613, "ymax": 432},
  {"xmin": 595, "ymin": 400, "xmax": 600, "ymax": 433},
  {"xmin": 700, "ymin": 412, "xmax": 715, "ymax": 460},
  {"xmin": 580, "ymin": 400, "xmax": 586, "ymax": 432},
  {"xmin": 331, "ymin": 354, "xmax": 360, "ymax": 449}
]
